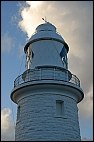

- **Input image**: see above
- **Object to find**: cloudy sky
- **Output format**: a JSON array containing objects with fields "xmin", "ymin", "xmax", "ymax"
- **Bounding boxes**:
[{"xmin": 1, "ymin": 1, "xmax": 93, "ymax": 141}]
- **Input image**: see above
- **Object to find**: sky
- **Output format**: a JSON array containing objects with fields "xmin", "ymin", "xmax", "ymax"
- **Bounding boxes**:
[{"xmin": 1, "ymin": 1, "xmax": 93, "ymax": 141}]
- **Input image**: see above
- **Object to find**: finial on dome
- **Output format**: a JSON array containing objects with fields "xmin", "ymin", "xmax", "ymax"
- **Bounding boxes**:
[{"xmin": 42, "ymin": 16, "xmax": 47, "ymax": 23}]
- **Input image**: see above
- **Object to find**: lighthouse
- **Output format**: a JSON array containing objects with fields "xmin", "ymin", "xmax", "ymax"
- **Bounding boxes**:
[{"xmin": 11, "ymin": 21, "xmax": 84, "ymax": 141}]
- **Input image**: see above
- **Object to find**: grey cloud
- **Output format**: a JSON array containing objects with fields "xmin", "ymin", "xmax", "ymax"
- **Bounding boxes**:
[
  {"xmin": 82, "ymin": 138, "xmax": 93, "ymax": 141},
  {"xmin": 1, "ymin": 108, "xmax": 15, "ymax": 141}
]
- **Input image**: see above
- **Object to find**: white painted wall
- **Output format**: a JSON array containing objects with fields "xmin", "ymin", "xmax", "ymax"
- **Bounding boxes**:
[{"xmin": 15, "ymin": 83, "xmax": 81, "ymax": 141}]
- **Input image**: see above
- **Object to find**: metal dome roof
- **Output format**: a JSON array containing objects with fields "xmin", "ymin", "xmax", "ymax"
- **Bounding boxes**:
[
  {"xmin": 24, "ymin": 22, "xmax": 69, "ymax": 53},
  {"xmin": 36, "ymin": 22, "xmax": 56, "ymax": 31}
]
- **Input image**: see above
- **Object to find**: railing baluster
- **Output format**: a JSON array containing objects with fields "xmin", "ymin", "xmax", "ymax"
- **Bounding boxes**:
[{"xmin": 54, "ymin": 68, "xmax": 55, "ymax": 80}]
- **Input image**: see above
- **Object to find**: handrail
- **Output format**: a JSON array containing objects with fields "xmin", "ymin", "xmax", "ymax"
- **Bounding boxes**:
[{"xmin": 14, "ymin": 67, "xmax": 80, "ymax": 88}]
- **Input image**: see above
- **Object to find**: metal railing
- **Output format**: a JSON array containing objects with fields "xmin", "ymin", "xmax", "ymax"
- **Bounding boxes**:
[{"xmin": 14, "ymin": 66, "xmax": 80, "ymax": 88}]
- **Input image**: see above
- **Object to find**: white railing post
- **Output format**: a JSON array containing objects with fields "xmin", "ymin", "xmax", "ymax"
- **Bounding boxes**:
[
  {"xmin": 67, "ymin": 70, "xmax": 68, "ymax": 82},
  {"xmin": 40, "ymin": 68, "xmax": 42, "ymax": 80},
  {"xmin": 74, "ymin": 75, "xmax": 77, "ymax": 85},
  {"xmin": 54, "ymin": 68, "xmax": 55, "ymax": 80}
]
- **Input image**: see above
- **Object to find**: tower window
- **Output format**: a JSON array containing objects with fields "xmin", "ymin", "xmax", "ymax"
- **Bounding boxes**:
[
  {"xmin": 32, "ymin": 51, "xmax": 34, "ymax": 58},
  {"xmin": 56, "ymin": 100, "xmax": 64, "ymax": 116},
  {"xmin": 17, "ymin": 106, "xmax": 20, "ymax": 121}
]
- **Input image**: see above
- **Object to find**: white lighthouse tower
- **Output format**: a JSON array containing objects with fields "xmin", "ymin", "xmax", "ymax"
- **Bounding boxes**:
[{"xmin": 11, "ymin": 21, "xmax": 84, "ymax": 141}]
